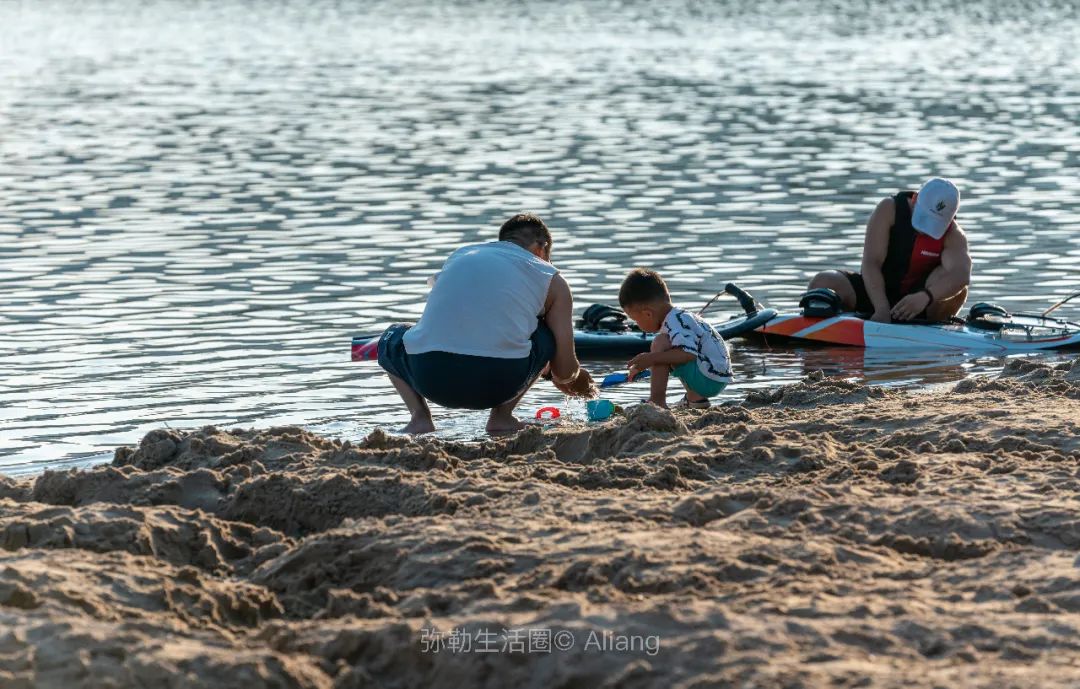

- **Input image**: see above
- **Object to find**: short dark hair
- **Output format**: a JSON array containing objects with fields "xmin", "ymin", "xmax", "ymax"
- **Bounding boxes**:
[
  {"xmin": 498, "ymin": 212, "xmax": 551, "ymax": 249},
  {"xmin": 619, "ymin": 268, "xmax": 670, "ymax": 308}
]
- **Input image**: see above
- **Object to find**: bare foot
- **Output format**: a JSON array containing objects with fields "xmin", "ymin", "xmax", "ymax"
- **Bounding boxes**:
[
  {"xmin": 400, "ymin": 417, "xmax": 435, "ymax": 434},
  {"xmin": 486, "ymin": 413, "xmax": 525, "ymax": 435}
]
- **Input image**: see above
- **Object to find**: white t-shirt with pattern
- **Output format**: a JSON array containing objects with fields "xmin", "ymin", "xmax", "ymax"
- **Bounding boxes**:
[{"xmin": 661, "ymin": 307, "xmax": 733, "ymax": 382}]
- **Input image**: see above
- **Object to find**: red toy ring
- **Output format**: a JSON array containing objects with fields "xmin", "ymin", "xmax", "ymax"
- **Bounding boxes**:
[{"xmin": 535, "ymin": 406, "xmax": 561, "ymax": 420}]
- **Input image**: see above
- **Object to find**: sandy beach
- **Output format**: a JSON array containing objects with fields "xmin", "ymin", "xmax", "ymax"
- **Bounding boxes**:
[{"xmin": 1, "ymin": 358, "xmax": 1078, "ymax": 687}]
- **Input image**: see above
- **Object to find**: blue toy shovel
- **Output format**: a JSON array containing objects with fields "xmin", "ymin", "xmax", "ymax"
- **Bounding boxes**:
[{"xmin": 599, "ymin": 369, "xmax": 651, "ymax": 389}]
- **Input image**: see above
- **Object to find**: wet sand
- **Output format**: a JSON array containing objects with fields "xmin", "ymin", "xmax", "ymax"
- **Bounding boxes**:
[{"xmin": 2, "ymin": 358, "xmax": 1080, "ymax": 688}]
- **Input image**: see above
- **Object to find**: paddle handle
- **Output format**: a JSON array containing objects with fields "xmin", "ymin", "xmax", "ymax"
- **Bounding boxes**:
[
  {"xmin": 1043, "ymin": 291, "xmax": 1080, "ymax": 317},
  {"xmin": 725, "ymin": 283, "xmax": 759, "ymax": 315}
]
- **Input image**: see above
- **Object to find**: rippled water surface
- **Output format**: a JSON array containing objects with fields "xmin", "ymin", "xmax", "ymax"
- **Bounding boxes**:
[{"xmin": 2, "ymin": 0, "xmax": 1079, "ymax": 474}]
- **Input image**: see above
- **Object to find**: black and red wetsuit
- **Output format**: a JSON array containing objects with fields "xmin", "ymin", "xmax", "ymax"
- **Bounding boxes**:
[{"xmin": 844, "ymin": 191, "xmax": 952, "ymax": 314}]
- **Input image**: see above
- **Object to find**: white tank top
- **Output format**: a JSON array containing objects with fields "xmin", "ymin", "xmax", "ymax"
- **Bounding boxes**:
[{"xmin": 403, "ymin": 241, "xmax": 558, "ymax": 359}]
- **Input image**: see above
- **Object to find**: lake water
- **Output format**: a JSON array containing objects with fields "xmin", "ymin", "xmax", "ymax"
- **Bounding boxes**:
[{"xmin": 2, "ymin": 0, "xmax": 1079, "ymax": 475}]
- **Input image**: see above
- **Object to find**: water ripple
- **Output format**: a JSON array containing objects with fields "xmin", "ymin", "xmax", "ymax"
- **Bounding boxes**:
[{"xmin": 2, "ymin": 0, "xmax": 1079, "ymax": 472}]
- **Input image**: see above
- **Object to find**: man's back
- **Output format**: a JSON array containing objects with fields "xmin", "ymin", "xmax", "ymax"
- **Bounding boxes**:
[{"xmin": 403, "ymin": 241, "xmax": 557, "ymax": 359}]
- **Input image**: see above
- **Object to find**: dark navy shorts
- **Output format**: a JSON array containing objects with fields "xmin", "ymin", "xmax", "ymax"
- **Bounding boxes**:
[
  {"xmin": 840, "ymin": 271, "xmax": 877, "ymax": 314},
  {"xmin": 377, "ymin": 322, "xmax": 556, "ymax": 410}
]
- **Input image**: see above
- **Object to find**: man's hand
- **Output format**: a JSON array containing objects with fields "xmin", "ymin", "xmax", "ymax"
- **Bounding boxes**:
[
  {"xmin": 627, "ymin": 352, "xmax": 655, "ymax": 381},
  {"xmin": 890, "ymin": 292, "xmax": 931, "ymax": 322},
  {"xmin": 871, "ymin": 309, "xmax": 891, "ymax": 324},
  {"xmin": 554, "ymin": 369, "xmax": 597, "ymax": 398}
]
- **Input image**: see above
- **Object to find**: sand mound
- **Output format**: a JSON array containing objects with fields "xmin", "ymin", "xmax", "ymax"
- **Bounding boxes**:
[
  {"xmin": 0, "ymin": 500, "xmax": 287, "ymax": 574},
  {"xmin": 0, "ymin": 610, "xmax": 330, "ymax": 689},
  {"xmin": 113, "ymin": 426, "xmax": 341, "ymax": 472},
  {"xmin": 4, "ymin": 366, "xmax": 1080, "ymax": 687},
  {"xmin": 745, "ymin": 370, "xmax": 897, "ymax": 406},
  {"xmin": 1, "ymin": 549, "xmax": 282, "ymax": 628},
  {"xmin": 27, "ymin": 429, "xmax": 472, "ymax": 538},
  {"xmin": 0, "ymin": 475, "xmax": 28, "ymax": 502},
  {"xmin": 953, "ymin": 359, "xmax": 1080, "ymax": 398}
]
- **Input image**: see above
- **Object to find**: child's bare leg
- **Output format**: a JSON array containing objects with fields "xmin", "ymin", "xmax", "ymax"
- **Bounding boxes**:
[
  {"xmin": 648, "ymin": 333, "xmax": 673, "ymax": 407},
  {"xmin": 388, "ymin": 373, "xmax": 435, "ymax": 434},
  {"xmin": 649, "ymin": 363, "xmax": 671, "ymax": 407}
]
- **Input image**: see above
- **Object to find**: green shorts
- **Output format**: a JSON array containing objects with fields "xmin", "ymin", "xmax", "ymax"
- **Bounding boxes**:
[{"xmin": 672, "ymin": 361, "xmax": 728, "ymax": 398}]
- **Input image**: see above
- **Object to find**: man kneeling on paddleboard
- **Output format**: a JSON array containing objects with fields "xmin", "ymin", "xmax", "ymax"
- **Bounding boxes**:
[
  {"xmin": 377, "ymin": 213, "xmax": 596, "ymax": 434},
  {"xmin": 807, "ymin": 177, "xmax": 972, "ymax": 323}
]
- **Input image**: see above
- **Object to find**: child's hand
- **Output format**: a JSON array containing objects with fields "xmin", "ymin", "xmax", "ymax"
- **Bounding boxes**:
[{"xmin": 627, "ymin": 352, "xmax": 654, "ymax": 381}]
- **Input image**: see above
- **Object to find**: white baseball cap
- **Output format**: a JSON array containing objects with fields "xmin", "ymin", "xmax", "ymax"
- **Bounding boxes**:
[{"xmin": 911, "ymin": 177, "xmax": 960, "ymax": 239}]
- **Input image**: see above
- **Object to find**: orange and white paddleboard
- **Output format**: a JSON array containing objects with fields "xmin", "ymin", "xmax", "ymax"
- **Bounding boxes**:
[{"xmin": 755, "ymin": 312, "xmax": 1080, "ymax": 353}]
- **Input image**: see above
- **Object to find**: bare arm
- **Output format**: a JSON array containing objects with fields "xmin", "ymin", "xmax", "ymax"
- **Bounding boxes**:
[
  {"xmin": 861, "ymin": 197, "xmax": 895, "ymax": 320},
  {"xmin": 543, "ymin": 274, "xmax": 596, "ymax": 396},
  {"xmin": 933, "ymin": 225, "xmax": 972, "ymax": 300}
]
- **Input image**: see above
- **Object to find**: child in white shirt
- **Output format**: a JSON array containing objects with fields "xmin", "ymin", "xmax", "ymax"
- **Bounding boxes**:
[{"xmin": 619, "ymin": 268, "xmax": 733, "ymax": 409}]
